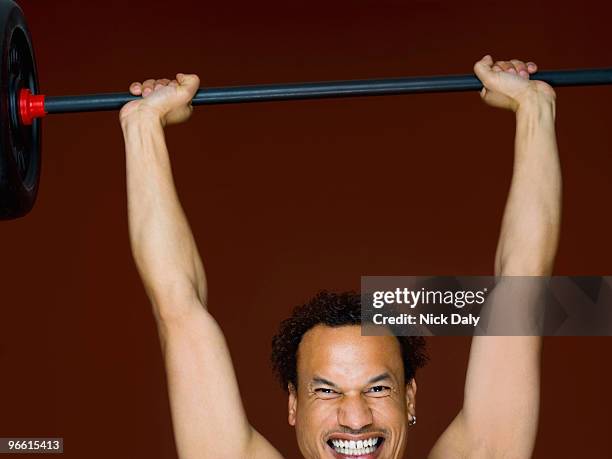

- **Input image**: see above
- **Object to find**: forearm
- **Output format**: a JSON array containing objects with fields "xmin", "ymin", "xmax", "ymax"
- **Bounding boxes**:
[
  {"xmin": 464, "ymin": 93, "xmax": 558, "ymax": 455},
  {"xmin": 437, "ymin": 58, "xmax": 556, "ymax": 459},
  {"xmin": 495, "ymin": 93, "xmax": 561, "ymax": 275},
  {"xmin": 122, "ymin": 115, "xmax": 207, "ymax": 316}
]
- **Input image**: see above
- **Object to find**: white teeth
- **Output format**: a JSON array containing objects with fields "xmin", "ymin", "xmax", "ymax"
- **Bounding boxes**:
[{"xmin": 330, "ymin": 437, "xmax": 381, "ymax": 456}]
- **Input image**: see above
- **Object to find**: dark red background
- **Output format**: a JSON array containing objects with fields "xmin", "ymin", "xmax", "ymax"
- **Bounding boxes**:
[{"xmin": 1, "ymin": 0, "xmax": 611, "ymax": 457}]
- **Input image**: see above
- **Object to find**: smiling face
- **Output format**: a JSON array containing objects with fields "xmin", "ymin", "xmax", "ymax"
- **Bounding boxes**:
[{"xmin": 288, "ymin": 325, "xmax": 416, "ymax": 459}]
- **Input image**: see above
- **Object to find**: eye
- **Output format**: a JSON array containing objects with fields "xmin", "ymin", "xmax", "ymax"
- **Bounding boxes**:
[
  {"xmin": 365, "ymin": 385, "xmax": 391, "ymax": 397},
  {"xmin": 314, "ymin": 388, "xmax": 341, "ymax": 399}
]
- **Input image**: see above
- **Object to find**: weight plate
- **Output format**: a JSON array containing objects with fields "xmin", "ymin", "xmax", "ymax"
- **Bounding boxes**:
[{"xmin": 0, "ymin": 0, "xmax": 40, "ymax": 219}]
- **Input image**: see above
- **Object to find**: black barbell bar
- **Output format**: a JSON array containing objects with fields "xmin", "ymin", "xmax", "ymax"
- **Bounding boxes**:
[
  {"xmin": 19, "ymin": 68, "xmax": 612, "ymax": 124},
  {"xmin": 5, "ymin": 0, "xmax": 612, "ymax": 221}
]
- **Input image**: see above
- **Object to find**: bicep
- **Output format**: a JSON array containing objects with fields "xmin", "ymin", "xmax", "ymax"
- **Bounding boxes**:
[
  {"xmin": 157, "ymin": 304, "xmax": 283, "ymax": 459},
  {"xmin": 431, "ymin": 336, "xmax": 541, "ymax": 459},
  {"xmin": 463, "ymin": 336, "xmax": 541, "ymax": 451}
]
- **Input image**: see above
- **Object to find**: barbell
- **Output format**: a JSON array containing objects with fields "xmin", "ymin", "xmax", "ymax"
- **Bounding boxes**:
[{"xmin": 1, "ymin": 0, "xmax": 612, "ymax": 220}]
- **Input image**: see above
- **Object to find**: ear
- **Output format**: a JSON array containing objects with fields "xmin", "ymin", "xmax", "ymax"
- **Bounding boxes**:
[
  {"xmin": 405, "ymin": 378, "xmax": 417, "ymax": 420},
  {"xmin": 288, "ymin": 383, "xmax": 298, "ymax": 426}
]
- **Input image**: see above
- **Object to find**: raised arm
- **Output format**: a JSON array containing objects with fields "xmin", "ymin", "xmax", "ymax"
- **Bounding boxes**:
[
  {"xmin": 430, "ymin": 56, "xmax": 560, "ymax": 458},
  {"xmin": 119, "ymin": 75, "xmax": 282, "ymax": 459}
]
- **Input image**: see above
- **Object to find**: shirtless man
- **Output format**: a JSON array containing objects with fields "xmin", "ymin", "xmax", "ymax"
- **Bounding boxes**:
[{"xmin": 119, "ymin": 55, "xmax": 560, "ymax": 458}]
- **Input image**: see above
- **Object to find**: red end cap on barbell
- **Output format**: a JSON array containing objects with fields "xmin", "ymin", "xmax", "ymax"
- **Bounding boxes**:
[{"xmin": 19, "ymin": 88, "xmax": 46, "ymax": 126}]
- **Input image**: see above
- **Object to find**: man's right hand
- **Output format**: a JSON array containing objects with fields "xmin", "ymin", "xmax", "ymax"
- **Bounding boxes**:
[{"xmin": 119, "ymin": 73, "xmax": 200, "ymax": 127}]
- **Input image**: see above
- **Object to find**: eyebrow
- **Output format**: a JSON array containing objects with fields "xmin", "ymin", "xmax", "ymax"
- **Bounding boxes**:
[
  {"xmin": 310, "ymin": 372, "xmax": 393, "ymax": 388},
  {"xmin": 311, "ymin": 376, "xmax": 338, "ymax": 388},
  {"xmin": 367, "ymin": 372, "xmax": 392, "ymax": 385}
]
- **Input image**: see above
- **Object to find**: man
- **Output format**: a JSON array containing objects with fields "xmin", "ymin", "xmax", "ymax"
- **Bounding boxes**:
[{"xmin": 119, "ymin": 55, "xmax": 560, "ymax": 458}]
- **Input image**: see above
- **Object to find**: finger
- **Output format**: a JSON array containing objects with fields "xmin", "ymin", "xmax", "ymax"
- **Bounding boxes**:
[
  {"xmin": 154, "ymin": 79, "xmax": 171, "ymax": 91},
  {"xmin": 156, "ymin": 78, "xmax": 171, "ymax": 87},
  {"xmin": 473, "ymin": 55, "xmax": 495, "ymax": 83},
  {"xmin": 176, "ymin": 73, "xmax": 200, "ymax": 86},
  {"xmin": 176, "ymin": 73, "xmax": 201, "ymax": 95},
  {"xmin": 510, "ymin": 59, "xmax": 529, "ymax": 78},
  {"xmin": 129, "ymin": 82, "xmax": 142, "ymax": 96},
  {"xmin": 474, "ymin": 55, "xmax": 494, "ymax": 70},
  {"xmin": 496, "ymin": 61, "xmax": 516, "ymax": 74},
  {"xmin": 169, "ymin": 80, "xmax": 179, "ymax": 87},
  {"xmin": 142, "ymin": 78, "xmax": 156, "ymax": 97},
  {"xmin": 526, "ymin": 61, "xmax": 538, "ymax": 73},
  {"xmin": 481, "ymin": 54, "xmax": 494, "ymax": 66},
  {"xmin": 492, "ymin": 65, "xmax": 502, "ymax": 72}
]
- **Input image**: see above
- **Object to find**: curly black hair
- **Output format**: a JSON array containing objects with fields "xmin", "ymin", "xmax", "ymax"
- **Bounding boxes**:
[{"xmin": 271, "ymin": 291, "xmax": 428, "ymax": 392}]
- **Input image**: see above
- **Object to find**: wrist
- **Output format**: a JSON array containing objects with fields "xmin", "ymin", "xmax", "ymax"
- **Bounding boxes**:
[
  {"xmin": 515, "ymin": 86, "xmax": 556, "ymax": 118},
  {"xmin": 120, "ymin": 106, "xmax": 165, "ymax": 131}
]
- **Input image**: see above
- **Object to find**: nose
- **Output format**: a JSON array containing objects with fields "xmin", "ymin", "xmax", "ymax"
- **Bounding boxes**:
[{"xmin": 337, "ymin": 393, "xmax": 374, "ymax": 431}]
